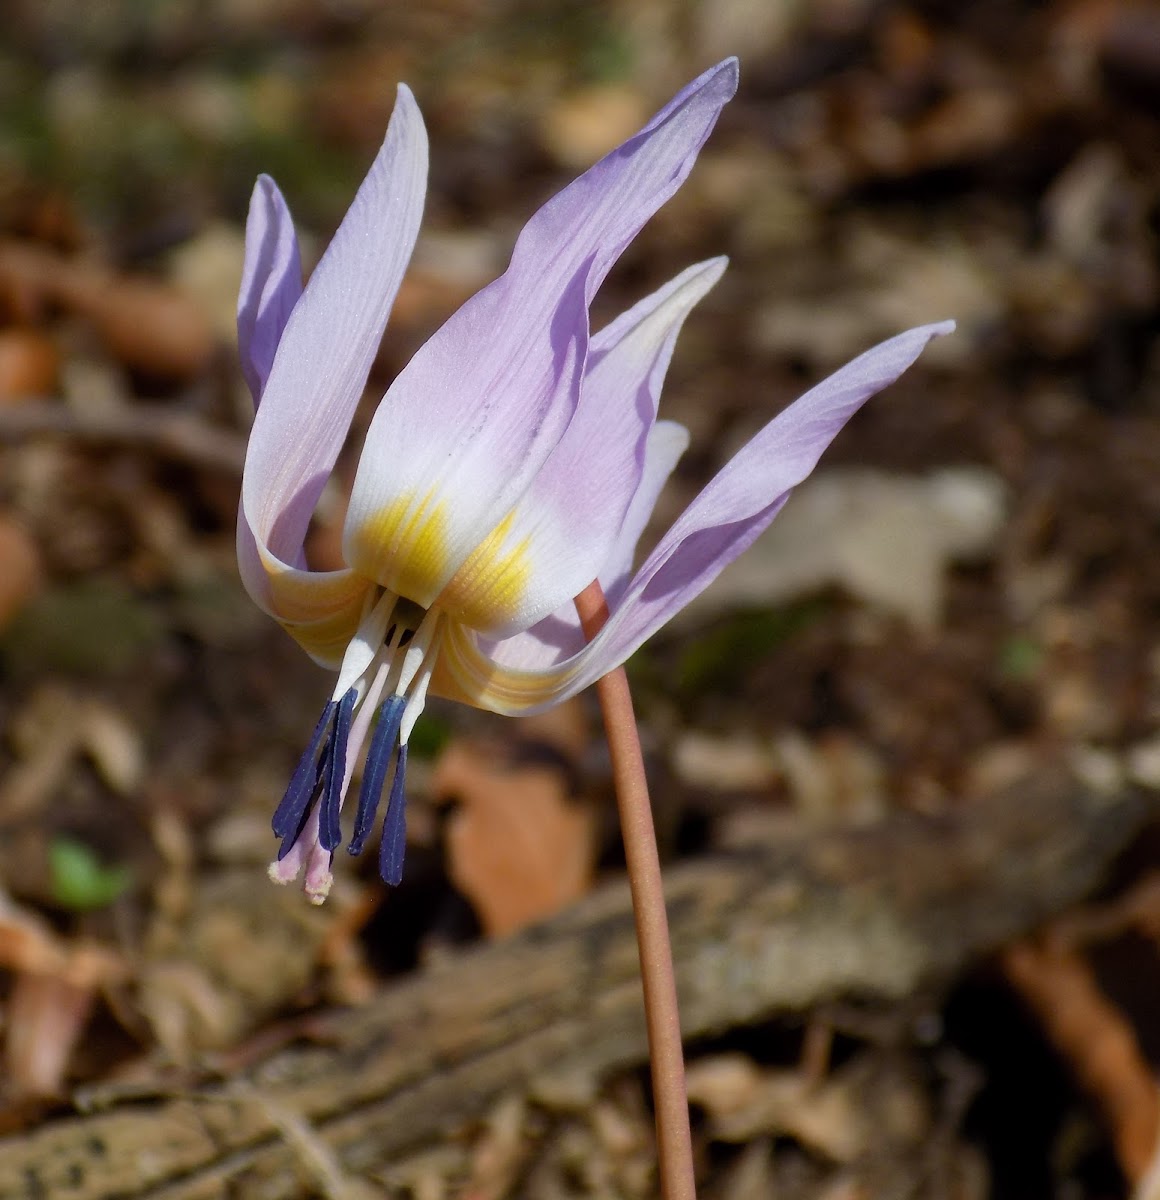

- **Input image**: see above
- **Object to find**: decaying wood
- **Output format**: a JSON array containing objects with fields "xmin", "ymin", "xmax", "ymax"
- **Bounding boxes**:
[{"xmin": 1, "ymin": 773, "xmax": 1152, "ymax": 1200}]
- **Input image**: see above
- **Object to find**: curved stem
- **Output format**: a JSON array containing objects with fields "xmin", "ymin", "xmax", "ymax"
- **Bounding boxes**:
[{"xmin": 575, "ymin": 580, "xmax": 695, "ymax": 1200}]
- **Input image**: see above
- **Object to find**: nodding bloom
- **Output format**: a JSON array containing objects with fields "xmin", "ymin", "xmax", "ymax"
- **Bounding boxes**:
[{"xmin": 238, "ymin": 57, "xmax": 953, "ymax": 902}]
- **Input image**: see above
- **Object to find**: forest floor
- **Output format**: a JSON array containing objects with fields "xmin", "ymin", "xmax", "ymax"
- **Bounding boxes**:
[{"xmin": 1, "ymin": 2, "xmax": 1160, "ymax": 1197}]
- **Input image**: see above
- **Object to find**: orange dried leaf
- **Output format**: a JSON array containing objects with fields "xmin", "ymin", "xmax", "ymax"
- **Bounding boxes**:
[
  {"xmin": 435, "ymin": 739, "xmax": 597, "ymax": 938},
  {"xmin": 0, "ymin": 329, "xmax": 58, "ymax": 401},
  {"xmin": 0, "ymin": 239, "xmax": 215, "ymax": 381},
  {"xmin": 0, "ymin": 895, "xmax": 125, "ymax": 986},
  {"xmin": 4, "ymin": 970, "xmax": 96, "ymax": 1097},
  {"xmin": 0, "ymin": 514, "xmax": 41, "ymax": 632},
  {"xmin": 0, "ymin": 894, "xmax": 126, "ymax": 1096},
  {"xmin": 60, "ymin": 273, "xmax": 216, "ymax": 382}
]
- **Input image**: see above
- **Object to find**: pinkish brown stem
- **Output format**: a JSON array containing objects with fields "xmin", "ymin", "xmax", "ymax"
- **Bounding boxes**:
[{"xmin": 575, "ymin": 580, "xmax": 695, "ymax": 1200}]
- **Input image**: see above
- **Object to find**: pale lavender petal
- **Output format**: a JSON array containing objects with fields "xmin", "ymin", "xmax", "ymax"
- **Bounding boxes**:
[
  {"xmin": 237, "ymin": 175, "xmax": 303, "ymax": 406},
  {"xmin": 602, "ymin": 419, "xmax": 690, "ymax": 607},
  {"xmin": 438, "ymin": 321, "xmax": 954, "ymax": 712},
  {"xmin": 508, "ymin": 259, "xmax": 723, "ymax": 615},
  {"xmin": 420, "ymin": 258, "xmax": 725, "ymax": 638},
  {"xmin": 343, "ymin": 61, "xmax": 738, "ymax": 609},
  {"xmin": 569, "ymin": 321, "xmax": 957, "ymax": 688},
  {"xmin": 239, "ymin": 85, "xmax": 426, "ymax": 619},
  {"xmin": 470, "ymin": 419, "xmax": 690, "ymax": 675}
]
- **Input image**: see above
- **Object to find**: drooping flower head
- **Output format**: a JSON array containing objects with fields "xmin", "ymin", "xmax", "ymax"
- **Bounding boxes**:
[{"xmin": 238, "ymin": 59, "xmax": 952, "ymax": 902}]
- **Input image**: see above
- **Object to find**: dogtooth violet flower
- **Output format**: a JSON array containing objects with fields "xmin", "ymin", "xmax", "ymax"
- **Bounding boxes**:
[{"xmin": 238, "ymin": 58, "xmax": 953, "ymax": 902}]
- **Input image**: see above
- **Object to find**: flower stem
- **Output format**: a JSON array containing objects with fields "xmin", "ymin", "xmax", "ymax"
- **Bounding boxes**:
[{"xmin": 575, "ymin": 580, "xmax": 695, "ymax": 1200}]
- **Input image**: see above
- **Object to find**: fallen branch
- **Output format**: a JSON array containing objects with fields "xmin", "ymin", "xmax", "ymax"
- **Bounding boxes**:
[
  {"xmin": 0, "ymin": 772, "xmax": 1152, "ymax": 1200},
  {"xmin": 0, "ymin": 402, "xmax": 246, "ymax": 473}
]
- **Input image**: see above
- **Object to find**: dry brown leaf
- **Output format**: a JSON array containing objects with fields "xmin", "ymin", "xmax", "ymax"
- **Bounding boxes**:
[
  {"xmin": 714, "ymin": 1138, "xmax": 776, "ymax": 1200},
  {"xmin": 0, "ymin": 898, "xmax": 124, "ymax": 985},
  {"xmin": 0, "ymin": 239, "xmax": 215, "ymax": 381},
  {"xmin": 0, "ymin": 685, "xmax": 83, "ymax": 822},
  {"xmin": 773, "ymin": 730, "xmax": 887, "ymax": 827},
  {"xmin": 435, "ymin": 738, "xmax": 597, "ymax": 938},
  {"xmin": 1003, "ymin": 941, "xmax": 1160, "ymax": 1184},
  {"xmin": 679, "ymin": 467, "xmax": 1007, "ymax": 632},
  {"xmin": 672, "ymin": 730, "xmax": 779, "ymax": 791},
  {"xmin": 76, "ymin": 700, "xmax": 145, "ymax": 796},
  {"xmin": 137, "ymin": 960, "xmax": 242, "ymax": 1065},
  {"xmin": 167, "ymin": 223, "xmax": 246, "ymax": 343},
  {"xmin": 686, "ymin": 1052, "xmax": 927, "ymax": 1164},
  {"xmin": 390, "ymin": 232, "xmax": 502, "ymax": 335},
  {"xmin": 61, "ymin": 272, "xmax": 216, "ymax": 382},
  {"xmin": 465, "ymin": 1094, "xmax": 528, "ymax": 1200},
  {"xmin": 538, "ymin": 84, "xmax": 650, "ymax": 169},
  {"xmin": 0, "ymin": 892, "xmax": 126, "ymax": 1096},
  {"xmin": 0, "ymin": 513, "xmax": 41, "ymax": 632},
  {"xmin": 318, "ymin": 883, "xmax": 382, "ymax": 1007},
  {"xmin": 518, "ymin": 697, "xmax": 591, "ymax": 764},
  {"xmin": 146, "ymin": 806, "xmax": 197, "ymax": 943},
  {"xmin": 0, "ymin": 328, "xmax": 58, "ymax": 401},
  {"xmin": 0, "ymin": 688, "xmax": 140, "ymax": 828},
  {"xmin": 4, "ymin": 971, "xmax": 97, "ymax": 1097}
]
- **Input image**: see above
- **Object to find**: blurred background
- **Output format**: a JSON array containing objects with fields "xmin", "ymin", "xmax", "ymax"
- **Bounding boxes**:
[{"xmin": 1, "ymin": 1, "xmax": 1160, "ymax": 1197}]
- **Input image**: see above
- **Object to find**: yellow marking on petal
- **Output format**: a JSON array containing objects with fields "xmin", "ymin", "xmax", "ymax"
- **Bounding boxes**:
[
  {"xmin": 435, "ymin": 622, "xmax": 574, "ymax": 715},
  {"xmin": 348, "ymin": 494, "xmax": 534, "ymax": 633},
  {"xmin": 280, "ymin": 602, "xmax": 366, "ymax": 669},
  {"xmin": 437, "ymin": 510, "xmax": 533, "ymax": 632},
  {"xmin": 258, "ymin": 548, "xmax": 370, "ymax": 625},
  {"xmin": 347, "ymin": 491, "xmax": 450, "ymax": 608},
  {"xmin": 252, "ymin": 554, "xmax": 371, "ymax": 668}
]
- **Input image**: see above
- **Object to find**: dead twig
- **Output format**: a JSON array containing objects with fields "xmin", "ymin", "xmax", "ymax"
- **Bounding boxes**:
[
  {"xmin": 1002, "ymin": 940, "xmax": 1160, "ymax": 1184},
  {"xmin": 0, "ymin": 402, "xmax": 246, "ymax": 473}
]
